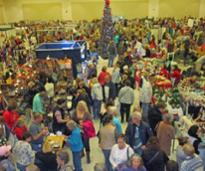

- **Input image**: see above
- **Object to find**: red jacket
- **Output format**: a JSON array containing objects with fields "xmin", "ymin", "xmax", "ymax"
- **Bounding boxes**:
[
  {"xmin": 14, "ymin": 126, "xmax": 28, "ymax": 140},
  {"xmin": 3, "ymin": 110, "xmax": 19, "ymax": 129},
  {"xmin": 82, "ymin": 120, "xmax": 96, "ymax": 139},
  {"xmin": 3, "ymin": 110, "xmax": 27, "ymax": 140},
  {"xmin": 98, "ymin": 71, "xmax": 109, "ymax": 86}
]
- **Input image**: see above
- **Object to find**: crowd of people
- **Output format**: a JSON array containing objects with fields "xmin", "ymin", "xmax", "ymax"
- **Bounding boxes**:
[{"xmin": 0, "ymin": 16, "xmax": 205, "ymax": 171}]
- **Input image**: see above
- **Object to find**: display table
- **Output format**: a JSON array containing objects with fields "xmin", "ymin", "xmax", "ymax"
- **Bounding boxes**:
[{"xmin": 43, "ymin": 135, "xmax": 65, "ymax": 153}]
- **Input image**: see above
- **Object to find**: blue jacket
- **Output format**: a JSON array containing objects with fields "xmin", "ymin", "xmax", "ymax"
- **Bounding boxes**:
[
  {"xmin": 113, "ymin": 117, "xmax": 122, "ymax": 134},
  {"xmin": 67, "ymin": 127, "xmax": 83, "ymax": 152},
  {"xmin": 125, "ymin": 121, "xmax": 153, "ymax": 148}
]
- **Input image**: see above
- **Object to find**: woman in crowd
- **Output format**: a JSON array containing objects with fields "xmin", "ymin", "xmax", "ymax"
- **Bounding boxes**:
[
  {"xmin": 109, "ymin": 134, "xmax": 134, "ymax": 170},
  {"xmin": 187, "ymin": 125, "xmax": 202, "ymax": 154},
  {"xmin": 66, "ymin": 120, "xmax": 83, "ymax": 171},
  {"xmin": 121, "ymin": 154, "xmax": 147, "ymax": 171},
  {"xmin": 13, "ymin": 132, "xmax": 35, "ymax": 171},
  {"xmin": 142, "ymin": 136, "xmax": 169, "ymax": 171},
  {"xmin": 73, "ymin": 100, "xmax": 95, "ymax": 164},
  {"xmin": 52, "ymin": 108, "xmax": 70, "ymax": 135},
  {"xmin": 99, "ymin": 115, "xmax": 118, "ymax": 171},
  {"xmin": 156, "ymin": 114, "xmax": 175, "ymax": 156}
]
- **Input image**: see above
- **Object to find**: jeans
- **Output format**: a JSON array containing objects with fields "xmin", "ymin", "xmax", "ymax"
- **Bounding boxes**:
[
  {"xmin": 72, "ymin": 151, "xmax": 83, "ymax": 171},
  {"xmin": 120, "ymin": 103, "xmax": 131, "ymax": 122},
  {"xmin": 93, "ymin": 100, "xmax": 102, "ymax": 119},
  {"xmin": 199, "ymin": 147, "xmax": 205, "ymax": 169},
  {"xmin": 108, "ymin": 55, "xmax": 115, "ymax": 67},
  {"xmin": 17, "ymin": 163, "xmax": 26, "ymax": 171},
  {"xmin": 141, "ymin": 102, "xmax": 150, "ymax": 122},
  {"xmin": 82, "ymin": 136, "xmax": 90, "ymax": 152},
  {"xmin": 102, "ymin": 149, "xmax": 113, "ymax": 171}
]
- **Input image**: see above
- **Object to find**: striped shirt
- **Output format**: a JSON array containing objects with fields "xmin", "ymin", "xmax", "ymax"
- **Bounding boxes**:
[{"xmin": 181, "ymin": 154, "xmax": 204, "ymax": 171}]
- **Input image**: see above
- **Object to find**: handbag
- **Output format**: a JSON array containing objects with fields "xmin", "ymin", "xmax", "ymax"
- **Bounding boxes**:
[{"xmin": 82, "ymin": 120, "xmax": 96, "ymax": 138}]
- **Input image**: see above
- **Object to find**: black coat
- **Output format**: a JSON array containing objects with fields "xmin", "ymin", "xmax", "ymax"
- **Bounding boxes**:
[
  {"xmin": 107, "ymin": 81, "xmax": 117, "ymax": 101},
  {"xmin": 148, "ymin": 106, "xmax": 163, "ymax": 134},
  {"xmin": 142, "ymin": 148, "xmax": 169, "ymax": 171},
  {"xmin": 35, "ymin": 151, "xmax": 58, "ymax": 171}
]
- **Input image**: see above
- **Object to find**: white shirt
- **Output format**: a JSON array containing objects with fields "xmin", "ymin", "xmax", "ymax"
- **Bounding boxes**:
[
  {"xmin": 140, "ymin": 79, "xmax": 153, "ymax": 103},
  {"xmin": 109, "ymin": 144, "xmax": 134, "ymax": 168},
  {"xmin": 91, "ymin": 83, "xmax": 109, "ymax": 101}
]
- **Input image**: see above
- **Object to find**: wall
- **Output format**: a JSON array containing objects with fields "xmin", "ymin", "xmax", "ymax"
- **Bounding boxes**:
[
  {"xmin": 0, "ymin": 0, "xmax": 204, "ymax": 23},
  {"xmin": 1, "ymin": 0, "xmax": 72, "ymax": 23},
  {"xmin": 199, "ymin": 0, "xmax": 205, "ymax": 17},
  {"xmin": 0, "ymin": 5, "xmax": 4, "ymax": 24},
  {"xmin": 159, "ymin": 0, "xmax": 201, "ymax": 18}
]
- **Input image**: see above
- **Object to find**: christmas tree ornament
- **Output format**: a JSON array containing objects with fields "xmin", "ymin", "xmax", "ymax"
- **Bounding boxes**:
[{"xmin": 100, "ymin": 0, "xmax": 114, "ymax": 58}]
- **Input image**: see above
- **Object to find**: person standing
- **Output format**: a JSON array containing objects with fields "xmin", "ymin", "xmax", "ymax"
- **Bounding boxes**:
[
  {"xmin": 109, "ymin": 134, "xmax": 134, "ymax": 170},
  {"xmin": 66, "ymin": 120, "xmax": 83, "ymax": 171},
  {"xmin": 98, "ymin": 66, "xmax": 110, "ymax": 86},
  {"xmin": 107, "ymin": 40, "xmax": 117, "ymax": 67},
  {"xmin": 187, "ymin": 125, "xmax": 202, "ymax": 154},
  {"xmin": 29, "ymin": 113, "xmax": 48, "ymax": 152},
  {"xmin": 139, "ymin": 76, "xmax": 153, "ymax": 122},
  {"xmin": 107, "ymin": 106, "xmax": 122, "ymax": 135},
  {"xmin": 91, "ymin": 78, "xmax": 109, "ymax": 119},
  {"xmin": 142, "ymin": 136, "xmax": 169, "ymax": 171},
  {"xmin": 32, "ymin": 89, "xmax": 47, "ymax": 115},
  {"xmin": 156, "ymin": 114, "xmax": 175, "ymax": 156},
  {"xmin": 105, "ymin": 75, "xmax": 117, "ymax": 103},
  {"xmin": 73, "ymin": 101, "xmax": 96, "ymax": 164},
  {"xmin": 13, "ymin": 132, "xmax": 35, "ymax": 171},
  {"xmin": 112, "ymin": 63, "xmax": 121, "ymax": 94},
  {"xmin": 118, "ymin": 80, "xmax": 134, "ymax": 123},
  {"xmin": 99, "ymin": 115, "xmax": 118, "ymax": 171}
]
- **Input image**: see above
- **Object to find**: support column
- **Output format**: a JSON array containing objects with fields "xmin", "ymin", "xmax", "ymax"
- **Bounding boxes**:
[
  {"xmin": 148, "ymin": 0, "xmax": 159, "ymax": 18},
  {"xmin": 62, "ymin": 0, "xmax": 72, "ymax": 20}
]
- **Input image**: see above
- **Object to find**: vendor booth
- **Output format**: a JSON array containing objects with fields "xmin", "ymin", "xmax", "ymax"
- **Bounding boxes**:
[{"xmin": 35, "ymin": 40, "xmax": 87, "ymax": 78}]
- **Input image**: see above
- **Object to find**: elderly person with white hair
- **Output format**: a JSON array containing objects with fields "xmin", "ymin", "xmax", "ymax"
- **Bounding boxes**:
[
  {"xmin": 156, "ymin": 113, "xmax": 175, "ymax": 156},
  {"xmin": 125, "ymin": 112, "xmax": 153, "ymax": 155}
]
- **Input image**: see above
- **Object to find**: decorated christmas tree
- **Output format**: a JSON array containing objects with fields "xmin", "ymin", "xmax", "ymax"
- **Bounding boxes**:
[{"xmin": 100, "ymin": 0, "xmax": 114, "ymax": 58}]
